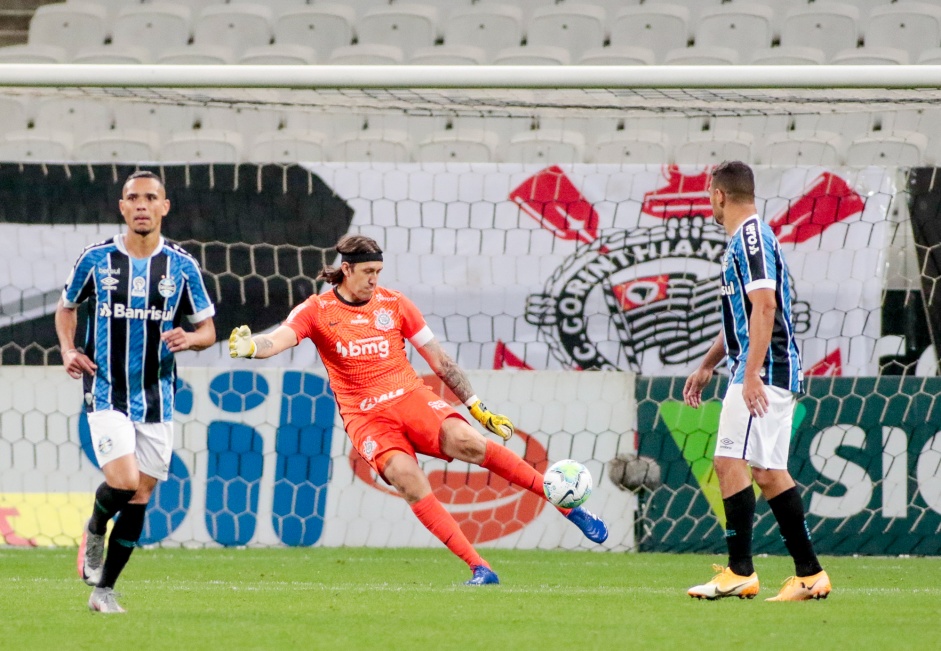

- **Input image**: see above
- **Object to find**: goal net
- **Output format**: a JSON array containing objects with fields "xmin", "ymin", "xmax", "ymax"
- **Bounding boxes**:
[{"xmin": 1, "ymin": 66, "xmax": 940, "ymax": 554}]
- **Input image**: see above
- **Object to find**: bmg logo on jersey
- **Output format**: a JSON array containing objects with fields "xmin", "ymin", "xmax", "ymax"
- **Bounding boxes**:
[
  {"xmin": 99, "ymin": 303, "xmax": 174, "ymax": 321},
  {"xmin": 336, "ymin": 336, "xmax": 390, "ymax": 358}
]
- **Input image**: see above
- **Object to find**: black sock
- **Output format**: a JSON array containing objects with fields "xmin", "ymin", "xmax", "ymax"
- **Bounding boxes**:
[
  {"xmin": 89, "ymin": 483, "xmax": 136, "ymax": 536},
  {"xmin": 723, "ymin": 486, "xmax": 756, "ymax": 576},
  {"xmin": 99, "ymin": 503, "xmax": 147, "ymax": 589},
  {"xmin": 767, "ymin": 486, "xmax": 823, "ymax": 577}
]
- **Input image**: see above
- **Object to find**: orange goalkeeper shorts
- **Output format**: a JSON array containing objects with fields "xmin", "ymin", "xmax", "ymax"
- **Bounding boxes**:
[{"xmin": 344, "ymin": 386, "xmax": 465, "ymax": 478}]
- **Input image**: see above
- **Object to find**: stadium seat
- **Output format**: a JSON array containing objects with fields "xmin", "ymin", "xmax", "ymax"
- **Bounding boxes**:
[
  {"xmin": 159, "ymin": 129, "xmax": 244, "ymax": 163},
  {"xmin": 356, "ymin": 4, "xmax": 439, "ymax": 59},
  {"xmin": 328, "ymin": 44, "xmax": 405, "ymax": 65},
  {"xmin": 831, "ymin": 47, "xmax": 909, "ymax": 65},
  {"xmin": 844, "ymin": 131, "xmax": 929, "ymax": 167},
  {"xmin": 111, "ymin": 3, "xmax": 192, "ymax": 61},
  {"xmin": 578, "ymin": 46, "xmax": 656, "ymax": 66},
  {"xmin": 192, "ymin": 4, "xmax": 273, "ymax": 59},
  {"xmin": 694, "ymin": 3, "xmax": 773, "ymax": 64},
  {"xmin": 70, "ymin": 0, "xmax": 130, "ymax": 23},
  {"xmin": 673, "ymin": 132, "xmax": 755, "ymax": 165},
  {"xmin": 917, "ymin": 47, "xmax": 941, "ymax": 64},
  {"xmin": 750, "ymin": 46, "xmax": 826, "ymax": 65},
  {"xmin": 34, "ymin": 97, "xmax": 113, "ymax": 133},
  {"xmin": 73, "ymin": 45, "xmax": 151, "ymax": 64},
  {"xmin": 474, "ymin": 0, "xmax": 555, "ymax": 25},
  {"xmin": 238, "ymin": 44, "xmax": 317, "ymax": 65},
  {"xmin": 28, "ymin": 2, "xmax": 108, "ymax": 57},
  {"xmin": 329, "ymin": 130, "xmax": 412, "ymax": 163},
  {"xmin": 0, "ymin": 130, "xmax": 73, "ymax": 162},
  {"xmin": 493, "ymin": 46, "xmax": 571, "ymax": 65},
  {"xmin": 610, "ymin": 5, "xmax": 691, "ymax": 64},
  {"xmin": 272, "ymin": 6, "xmax": 356, "ymax": 63},
  {"xmin": 415, "ymin": 130, "xmax": 500, "ymax": 162},
  {"xmin": 443, "ymin": 5, "xmax": 523, "ymax": 62},
  {"xmin": 229, "ymin": 0, "xmax": 314, "ymax": 19},
  {"xmin": 247, "ymin": 129, "xmax": 327, "ymax": 163},
  {"xmin": 0, "ymin": 44, "xmax": 67, "ymax": 63},
  {"xmin": 866, "ymin": 3, "xmax": 941, "ymax": 65},
  {"xmin": 74, "ymin": 130, "xmax": 161, "ymax": 163},
  {"xmin": 720, "ymin": 0, "xmax": 793, "ymax": 39},
  {"xmin": 633, "ymin": 0, "xmax": 708, "ymax": 37},
  {"xmin": 591, "ymin": 130, "xmax": 671, "ymax": 165},
  {"xmin": 502, "ymin": 129, "xmax": 586, "ymax": 164},
  {"xmin": 195, "ymin": 106, "xmax": 283, "ymax": 139},
  {"xmin": 112, "ymin": 103, "xmax": 197, "ymax": 138},
  {"xmin": 409, "ymin": 45, "xmax": 487, "ymax": 65},
  {"xmin": 156, "ymin": 45, "xmax": 236, "ymax": 65},
  {"xmin": 0, "ymin": 97, "xmax": 30, "ymax": 136},
  {"xmin": 526, "ymin": 4, "xmax": 607, "ymax": 63},
  {"xmin": 663, "ymin": 46, "xmax": 740, "ymax": 65},
  {"xmin": 781, "ymin": 4, "xmax": 860, "ymax": 63},
  {"xmin": 760, "ymin": 131, "xmax": 843, "ymax": 166}
]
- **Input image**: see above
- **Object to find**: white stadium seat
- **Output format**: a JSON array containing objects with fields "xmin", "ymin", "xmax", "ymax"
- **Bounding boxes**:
[
  {"xmin": 329, "ymin": 130, "xmax": 412, "ymax": 163},
  {"xmin": 72, "ymin": 45, "xmax": 151, "ymax": 64},
  {"xmin": 30, "ymin": 2, "xmax": 108, "ymax": 56},
  {"xmin": 112, "ymin": 103, "xmax": 197, "ymax": 138},
  {"xmin": 409, "ymin": 45, "xmax": 487, "ymax": 65},
  {"xmin": 634, "ymin": 0, "xmax": 709, "ymax": 38},
  {"xmin": 111, "ymin": 3, "xmax": 192, "ymax": 61},
  {"xmin": 238, "ymin": 44, "xmax": 317, "ymax": 65},
  {"xmin": 0, "ymin": 44, "xmax": 67, "ymax": 63},
  {"xmin": 74, "ymin": 130, "xmax": 161, "ymax": 163},
  {"xmin": 328, "ymin": 44, "xmax": 405, "ymax": 65},
  {"xmin": 443, "ymin": 5, "xmax": 523, "ymax": 62},
  {"xmin": 415, "ymin": 130, "xmax": 500, "ymax": 163},
  {"xmin": 34, "ymin": 97, "xmax": 112, "ymax": 132},
  {"xmin": 831, "ymin": 47, "xmax": 909, "ymax": 65},
  {"xmin": 502, "ymin": 129, "xmax": 586, "ymax": 164},
  {"xmin": 760, "ymin": 131, "xmax": 843, "ymax": 166},
  {"xmin": 0, "ymin": 96, "xmax": 31, "ymax": 135},
  {"xmin": 664, "ymin": 46, "xmax": 740, "ymax": 65},
  {"xmin": 918, "ymin": 47, "xmax": 941, "ymax": 64},
  {"xmin": 694, "ymin": 3, "xmax": 773, "ymax": 64},
  {"xmin": 272, "ymin": 6, "xmax": 356, "ymax": 63},
  {"xmin": 866, "ymin": 3, "xmax": 941, "ymax": 65},
  {"xmin": 192, "ymin": 4, "xmax": 273, "ymax": 59},
  {"xmin": 578, "ymin": 46, "xmax": 656, "ymax": 66},
  {"xmin": 156, "ymin": 45, "xmax": 236, "ymax": 65},
  {"xmin": 159, "ymin": 129, "xmax": 244, "ymax": 164},
  {"xmin": 674, "ymin": 132, "xmax": 755, "ymax": 165},
  {"xmin": 0, "ymin": 130, "xmax": 73, "ymax": 162},
  {"xmin": 591, "ymin": 130, "xmax": 671, "ymax": 165},
  {"xmin": 750, "ymin": 46, "xmax": 825, "ymax": 65},
  {"xmin": 356, "ymin": 4, "xmax": 439, "ymax": 59},
  {"xmin": 610, "ymin": 5, "xmax": 690, "ymax": 64},
  {"xmin": 247, "ymin": 130, "xmax": 328, "ymax": 164},
  {"xmin": 844, "ymin": 131, "xmax": 929, "ymax": 167},
  {"xmin": 493, "ymin": 45, "xmax": 570, "ymax": 65},
  {"xmin": 781, "ymin": 3, "xmax": 860, "ymax": 63},
  {"xmin": 526, "ymin": 4, "xmax": 607, "ymax": 63}
]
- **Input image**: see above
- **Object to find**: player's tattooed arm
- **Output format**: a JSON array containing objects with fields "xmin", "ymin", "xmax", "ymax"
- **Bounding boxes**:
[
  {"xmin": 255, "ymin": 336, "xmax": 275, "ymax": 354},
  {"xmin": 418, "ymin": 338, "xmax": 474, "ymax": 403}
]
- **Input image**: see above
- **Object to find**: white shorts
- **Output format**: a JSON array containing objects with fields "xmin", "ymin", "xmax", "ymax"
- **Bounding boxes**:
[
  {"xmin": 87, "ymin": 410, "xmax": 173, "ymax": 481},
  {"xmin": 715, "ymin": 384, "xmax": 795, "ymax": 470}
]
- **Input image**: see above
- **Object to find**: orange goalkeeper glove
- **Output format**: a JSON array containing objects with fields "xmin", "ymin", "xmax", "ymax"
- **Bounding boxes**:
[
  {"xmin": 467, "ymin": 398, "xmax": 514, "ymax": 441},
  {"xmin": 228, "ymin": 325, "xmax": 256, "ymax": 358}
]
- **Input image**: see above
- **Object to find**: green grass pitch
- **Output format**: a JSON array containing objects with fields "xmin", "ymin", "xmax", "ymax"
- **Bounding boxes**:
[{"xmin": 2, "ymin": 547, "xmax": 939, "ymax": 651}]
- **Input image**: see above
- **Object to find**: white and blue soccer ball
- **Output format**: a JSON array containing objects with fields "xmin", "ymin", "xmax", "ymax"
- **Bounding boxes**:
[{"xmin": 543, "ymin": 459, "xmax": 593, "ymax": 509}]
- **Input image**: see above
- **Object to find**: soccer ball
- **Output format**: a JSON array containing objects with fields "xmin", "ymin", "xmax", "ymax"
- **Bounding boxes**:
[{"xmin": 543, "ymin": 459, "xmax": 593, "ymax": 508}]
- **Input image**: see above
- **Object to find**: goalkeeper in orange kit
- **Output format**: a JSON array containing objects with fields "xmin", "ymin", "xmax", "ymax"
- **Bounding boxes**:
[{"xmin": 229, "ymin": 234, "xmax": 608, "ymax": 585}]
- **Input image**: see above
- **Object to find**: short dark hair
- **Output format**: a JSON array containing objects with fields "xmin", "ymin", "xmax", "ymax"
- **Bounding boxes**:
[
  {"xmin": 317, "ymin": 234, "xmax": 383, "ymax": 285},
  {"xmin": 123, "ymin": 170, "xmax": 164, "ymax": 194},
  {"xmin": 711, "ymin": 160, "xmax": 754, "ymax": 203}
]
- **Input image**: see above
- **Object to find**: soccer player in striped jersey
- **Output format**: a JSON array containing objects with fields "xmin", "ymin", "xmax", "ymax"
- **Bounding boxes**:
[
  {"xmin": 56, "ymin": 171, "xmax": 216, "ymax": 613},
  {"xmin": 229, "ymin": 234, "xmax": 608, "ymax": 585},
  {"xmin": 683, "ymin": 161, "xmax": 831, "ymax": 602}
]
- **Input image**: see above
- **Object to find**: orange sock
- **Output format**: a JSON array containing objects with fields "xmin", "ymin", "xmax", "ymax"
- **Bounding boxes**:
[
  {"xmin": 411, "ymin": 493, "xmax": 487, "ymax": 569},
  {"xmin": 482, "ymin": 440, "xmax": 572, "ymax": 516}
]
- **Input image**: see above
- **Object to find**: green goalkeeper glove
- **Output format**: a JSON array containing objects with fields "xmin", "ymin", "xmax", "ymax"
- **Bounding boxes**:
[
  {"xmin": 229, "ymin": 325, "xmax": 256, "ymax": 358},
  {"xmin": 468, "ymin": 398, "xmax": 514, "ymax": 441}
]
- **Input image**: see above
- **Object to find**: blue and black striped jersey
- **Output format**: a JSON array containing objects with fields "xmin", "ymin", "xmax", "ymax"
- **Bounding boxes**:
[
  {"xmin": 62, "ymin": 235, "xmax": 215, "ymax": 422},
  {"xmin": 720, "ymin": 215, "xmax": 803, "ymax": 393}
]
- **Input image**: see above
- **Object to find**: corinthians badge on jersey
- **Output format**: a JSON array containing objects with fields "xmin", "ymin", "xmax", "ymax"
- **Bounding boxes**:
[
  {"xmin": 373, "ymin": 308, "xmax": 394, "ymax": 332},
  {"xmin": 524, "ymin": 217, "xmax": 810, "ymax": 372}
]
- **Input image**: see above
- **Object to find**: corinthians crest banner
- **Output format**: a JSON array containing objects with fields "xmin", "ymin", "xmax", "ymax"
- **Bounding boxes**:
[{"xmin": 309, "ymin": 163, "xmax": 893, "ymax": 377}]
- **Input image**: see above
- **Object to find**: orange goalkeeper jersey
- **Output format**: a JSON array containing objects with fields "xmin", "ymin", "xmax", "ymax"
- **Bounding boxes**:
[{"xmin": 284, "ymin": 285, "xmax": 429, "ymax": 421}]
